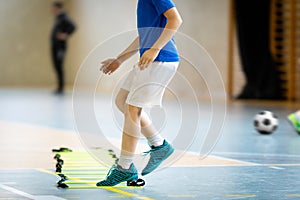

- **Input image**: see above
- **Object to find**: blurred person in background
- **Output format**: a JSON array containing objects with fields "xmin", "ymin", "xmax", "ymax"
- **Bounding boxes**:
[
  {"xmin": 234, "ymin": 0, "xmax": 282, "ymax": 100},
  {"xmin": 51, "ymin": 1, "xmax": 76, "ymax": 94}
]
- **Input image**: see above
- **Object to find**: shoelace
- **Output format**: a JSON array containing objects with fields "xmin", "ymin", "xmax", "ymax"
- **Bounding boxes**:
[
  {"xmin": 143, "ymin": 144, "xmax": 165, "ymax": 155},
  {"xmin": 142, "ymin": 148, "xmax": 156, "ymax": 156},
  {"xmin": 106, "ymin": 165, "xmax": 135, "ymax": 178},
  {"xmin": 105, "ymin": 165, "xmax": 117, "ymax": 178},
  {"xmin": 142, "ymin": 148, "xmax": 164, "ymax": 163}
]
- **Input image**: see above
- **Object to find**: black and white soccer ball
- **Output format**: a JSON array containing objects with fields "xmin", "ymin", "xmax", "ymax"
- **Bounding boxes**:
[{"xmin": 254, "ymin": 111, "xmax": 278, "ymax": 134}]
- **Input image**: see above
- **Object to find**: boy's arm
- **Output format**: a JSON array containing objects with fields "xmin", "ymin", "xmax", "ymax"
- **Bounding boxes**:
[
  {"xmin": 139, "ymin": 7, "xmax": 182, "ymax": 68},
  {"xmin": 117, "ymin": 37, "xmax": 140, "ymax": 63},
  {"xmin": 100, "ymin": 37, "xmax": 139, "ymax": 75}
]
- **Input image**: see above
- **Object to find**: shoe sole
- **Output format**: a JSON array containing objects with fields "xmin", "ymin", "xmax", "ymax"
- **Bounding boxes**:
[{"xmin": 96, "ymin": 174, "xmax": 138, "ymax": 187}]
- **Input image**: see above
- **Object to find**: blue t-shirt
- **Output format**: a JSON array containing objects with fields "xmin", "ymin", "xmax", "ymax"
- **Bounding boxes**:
[{"xmin": 137, "ymin": 0, "xmax": 180, "ymax": 62}]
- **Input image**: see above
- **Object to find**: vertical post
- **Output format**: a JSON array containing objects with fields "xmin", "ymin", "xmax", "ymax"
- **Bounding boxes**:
[
  {"xmin": 227, "ymin": 0, "xmax": 235, "ymax": 99},
  {"xmin": 289, "ymin": 0, "xmax": 296, "ymax": 101},
  {"xmin": 296, "ymin": 1, "xmax": 300, "ymax": 101},
  {"xmin": 270, "ymin": 0, "xmax": 276, "ymax": 57}
]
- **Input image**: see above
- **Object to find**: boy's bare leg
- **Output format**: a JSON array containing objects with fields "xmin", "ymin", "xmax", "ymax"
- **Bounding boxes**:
[
  {"xmin": 96, "ymin": 103, "xmax": 141, "ymax": 186},
  {"xmin": 116, "ymin": 89, "xmax": 164, "ymax": 147},
  {"xmin": 118, "ymin": 104, "xmax": 142, "ymax": 169},
  {"xmin": 140, "ymin": 111, "xmax": 164, "ymax": 146}
]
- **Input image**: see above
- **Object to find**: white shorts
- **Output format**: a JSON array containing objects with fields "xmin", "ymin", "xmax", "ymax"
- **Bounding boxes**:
[{"xmin": 121, "ymin": 62, "xmax": 179, "ymax": 108}]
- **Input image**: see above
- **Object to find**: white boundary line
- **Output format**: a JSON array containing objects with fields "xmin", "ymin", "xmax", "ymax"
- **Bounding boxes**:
[
  {"xmin": 207, "ymin": 154, "xmax": 285, "ymax": 169},
  {"xmin": 214, "ymin": 151, "xmax": 300, "ymax": 158},
  {"xmin": 0, "ymin": 184, "xmax": 33, "ymax": 199},
  {"xmin": 171, "ymin": 151, "xmax": 286, "ymax": 170},
  {"xmin": 0, "ymin": 183, "xmax": 66, "ymax": 200},
  {"xmin": 209, "ymin": 155, "xmax": 257, "ymax": 165}
]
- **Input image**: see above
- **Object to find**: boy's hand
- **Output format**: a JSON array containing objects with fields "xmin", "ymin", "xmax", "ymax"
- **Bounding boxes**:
[
  {"xmin": 138, "ymin": 48, "xmax": 160, "ymax": 70},
  {"xmin": 100, "ymin": 58, "xmax": 121, "ymax": 75}
]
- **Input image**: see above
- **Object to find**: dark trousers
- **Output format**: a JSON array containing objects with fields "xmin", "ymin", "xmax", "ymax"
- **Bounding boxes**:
[
  {"xmin": 51, "ymin": 46, "xmax": 66, "ymax": 91},
  {"xmin": 235, "ymin": 0, "xmax": 281, "ymax": 99}
]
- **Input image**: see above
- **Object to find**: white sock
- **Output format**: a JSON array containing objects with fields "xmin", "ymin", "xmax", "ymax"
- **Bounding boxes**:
[
  {"xmin": 118, "ymin": 154, "xmax": 134, "ymax": 170},
  {"xmin": 147, "ymin": 134, "xmax": 164, "ymax": 147}
]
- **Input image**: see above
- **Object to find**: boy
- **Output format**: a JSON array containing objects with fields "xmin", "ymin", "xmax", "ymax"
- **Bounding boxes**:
[{"xmin": 97, "ymin": 0, "xmax": 182, "ymax": 186}]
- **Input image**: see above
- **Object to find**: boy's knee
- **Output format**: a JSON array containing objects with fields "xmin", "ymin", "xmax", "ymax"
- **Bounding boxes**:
[
  {"xmin": 126, "ymin": 104, "xmax": 142, "ymax": 120},
  {"xmin": 115, "ymin": 97, "xmax": 124, "ymax": 112},
  {"xmin": 115, "ymin": 89, "xmax": 129, "ymax": 113},
  {"xmin": 128, "ymin": 104, "xmax": 142, "ymax": 114}
]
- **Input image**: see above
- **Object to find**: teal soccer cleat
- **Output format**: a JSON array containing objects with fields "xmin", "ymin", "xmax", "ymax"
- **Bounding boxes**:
[
  {"xmin": 142, "ymin": 140, "xmax": 174, "ymax": 176},
  {"xmin": 96, "ymin": 163, "xmax": 138, "ymax": 186}
]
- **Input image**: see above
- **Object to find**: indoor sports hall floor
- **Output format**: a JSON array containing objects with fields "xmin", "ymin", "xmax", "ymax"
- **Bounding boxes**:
[{"xmin": 1, "ymin": 89, "xmax": 300, "ymax": 200}]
